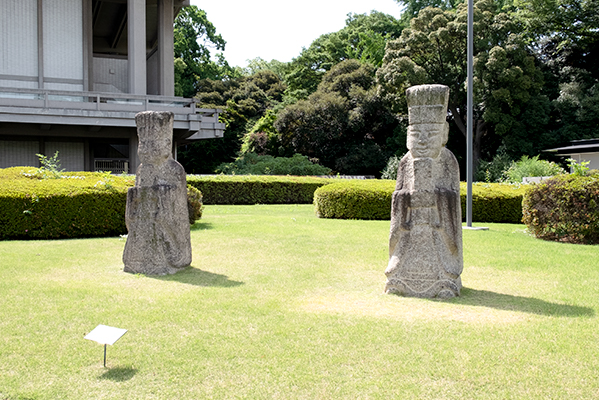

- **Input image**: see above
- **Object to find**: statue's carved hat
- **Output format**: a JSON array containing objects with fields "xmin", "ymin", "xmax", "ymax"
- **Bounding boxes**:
[{"xmin": 406, "ymin": 84, "xmax": 449, "ymax": 125}]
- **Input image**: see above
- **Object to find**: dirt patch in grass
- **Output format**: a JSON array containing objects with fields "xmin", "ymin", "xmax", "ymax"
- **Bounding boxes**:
[{"xmin": 298, "ymin": 291, "xmax": 532, "ymax": 324}]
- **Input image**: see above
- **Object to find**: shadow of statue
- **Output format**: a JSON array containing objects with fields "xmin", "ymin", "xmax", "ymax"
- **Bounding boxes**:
[
  {"xmin": 98, "ymin": 366, "xmax": 138, "ymax": 382},
  {"xmin": 151, "ymin": 266, "xmax": 244, "ymax": 288},
  {"xmin": 191, "ymin": 221, "xmax": 214, "ymax": 231},
  {"xmin": 451, "ymin": 288, "xmax": 595, "ymax": 317}
]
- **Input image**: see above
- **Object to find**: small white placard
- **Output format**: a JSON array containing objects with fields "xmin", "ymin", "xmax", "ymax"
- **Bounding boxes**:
[{"xmin": 84, "ymin": 324, "xmax": 127, "ymax": 345}]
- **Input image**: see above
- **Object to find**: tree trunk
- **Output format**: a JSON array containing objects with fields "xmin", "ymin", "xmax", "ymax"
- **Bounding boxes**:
[{"xmin": 448, "ymin": 103, "xmax": 485, "ymax": 180}]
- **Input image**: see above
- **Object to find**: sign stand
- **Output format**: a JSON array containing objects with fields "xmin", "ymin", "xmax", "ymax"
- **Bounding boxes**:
[{"xmin": 84, "ymin": 324, "xmax": 128, "ymax": 367}]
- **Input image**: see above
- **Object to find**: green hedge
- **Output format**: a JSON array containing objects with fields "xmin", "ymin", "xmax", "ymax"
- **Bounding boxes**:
[
  {"xmin": 0, "ymin": 167, "xmax": 133, "ymax": 239},
  {"xmin": 314, "ymin": 180, "xmax": 395, "ymax": 220},
  {"xmin": 523, "ymin": 172, "xmax": 599, "ymax": 244},
  {"xmin": 1, "ymin": 170, "xmax": 332, "ymax": 239},
  {"xmin": 186, "ymin": 175, "xmax": 332, "ymax": 205},
  {"xmin": 314, "ymin": 180, "xmax": 527, "ymax": 222}
]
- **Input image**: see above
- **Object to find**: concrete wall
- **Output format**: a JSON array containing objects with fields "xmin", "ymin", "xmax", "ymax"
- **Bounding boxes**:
[
  {"xmin": 0, "ymin": 140, "xmax": 40, "ymax": 168},
  {"xmin": 0, "ymin": 0, "xmax": 39, "ymax": 88},
  {"xmin": 569, "ymin": 153, "xmax": 599, "ymax": 171},
  {"xmin": 93, "ymin": 57, "xmax": 129, "ymax": 93},
  {"xmin": 42, "ymin": 0, "xmax": 84, "ymax": 92}
]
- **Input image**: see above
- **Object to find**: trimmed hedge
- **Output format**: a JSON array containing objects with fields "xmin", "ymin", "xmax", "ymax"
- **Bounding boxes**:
[
  {"xmin": 523, "ymin": 172, "xmax": 599, "ymax": 244},
  {"xmin": 1, "ymin": 170, "xmax": 331, "ymax": 239},
  {"xmin": 314, "ymin": 180, "xmax": 527, "ymax": 223},
  {"xmin": 186, "ymin": 175, "xmax": 332, "ymax": 205},
  {"xmin": 466, "ymin": 182, "xmax": 527, "ymax": 223},
  {"xmin": 0, "ymin": 167, "xmax": 134, "ymax": 239},
  {"xmin": 314, "ymin": 180, "xmax": 395, "ymax": 220}
]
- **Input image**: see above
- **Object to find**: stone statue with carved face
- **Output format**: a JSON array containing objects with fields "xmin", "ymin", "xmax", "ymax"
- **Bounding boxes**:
[
  {"xmin": 385, "ymin": 84, "xmax": 463, "ymax": 298},
  {"xmin": 123, "ymin": 111, "xmax": 192, "ymax": 275}
]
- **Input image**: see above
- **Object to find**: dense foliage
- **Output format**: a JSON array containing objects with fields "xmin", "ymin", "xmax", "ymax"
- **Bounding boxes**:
[
  {"xmin": 502, "ymin": 155, "xmax": 566, "ymax": 183},
  {"xmin": 275, "ymin": 60, "xmax": 402, "ymax": 175},
  {"xmin": 284, "ymin": 12, "xmax": 406, "ymax": 96},
  {"xmin": 523, "ymin": 172, "xmax": 599, "ymax": 244},
  {"xmin": 314, "ymin": 180, "xmax": 526, "ymax": 222},
  {"xmin": 174, "ymin": 6, "xmax": 239, "ymax": 98},
  {"xmin": 377, "ymin": 0, "xmax": 546, "ymax": 175},
  {"xmin": 178, "ymin": 70, "xmax": 286, "ymax": 174},
  {"xmin": 216, "ymin": 153, "xmax": 332, "ymax": 176},
  {"xmin": 179, "ymin": 1, "xmax": 599, "ymax": 178}
]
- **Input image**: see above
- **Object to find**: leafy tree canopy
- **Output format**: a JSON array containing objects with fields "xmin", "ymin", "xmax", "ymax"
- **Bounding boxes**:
[
  {"xmin": 174, "ymin": 6, "xmax": 240, "ymax": 97},
  {"xmin": 377, "ymin": 0, "xmax": 547, "ymax": 173},
  {"xmin": 275, "ymin": 60, "xmax": 402, "ymax": 175},
  {"xmin": 284, "ymin": 12, "xmax": 405, "ymax": 96},
  {"xmin": 178, "ymin": 71, "xmax": 286, "ymax": 174}
]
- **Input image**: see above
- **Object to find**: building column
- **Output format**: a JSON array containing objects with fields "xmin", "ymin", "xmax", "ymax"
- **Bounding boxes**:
[
  {"xmin": 128, "ymin": 0, "xmax": 146, "ymax": 95},
  {"xmin": 82, "ymin": 0, "xmax": 93, "ymax": 91},
  {"xmin": 158, "ymin": 0, "xmax": 175, "ymax": 97}
]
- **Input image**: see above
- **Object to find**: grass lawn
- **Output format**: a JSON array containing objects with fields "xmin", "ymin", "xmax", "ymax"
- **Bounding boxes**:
[{"xmin": 1, "ymin": 204, "xmax": 598, "ymax": 399}]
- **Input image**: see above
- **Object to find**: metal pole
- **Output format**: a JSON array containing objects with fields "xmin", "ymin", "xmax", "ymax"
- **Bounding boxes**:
[
  {"xmin": 104, "ymin": 344, "xmax": 107, "ymax": 368},
  {"xmin": 467, "ymin": 0, "xmax": 474, "ymax": 227}
]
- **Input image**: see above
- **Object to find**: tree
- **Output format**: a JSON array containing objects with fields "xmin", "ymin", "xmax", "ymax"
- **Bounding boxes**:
[
  {"xmin": 513, "ymin": 0, "xmax": 599, "ymax": 147},
  {"xmin": 377, "ymin": 0, "xmax": 546, "ymax": 174},
  {"xmin": 275, "ymin": 60, "xmax": 402, "ymax": 175},
  {"xmin": 177, "ymin": 71, "xmax": 286, "ymax": 173},
  {"xmin": 173, "ymin": 6, "xmax": 239, "ymax": 97},
  {"xmin": 284, "ymin": 12, "xmax": 405, "ymax": 96},
  {"xmin": 394, "ymin": 0, "xmax": 462, "ymax": 22}
]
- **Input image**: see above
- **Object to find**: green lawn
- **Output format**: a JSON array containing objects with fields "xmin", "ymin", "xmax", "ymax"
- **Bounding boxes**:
[{"xmin": 1, "ymin": 205, "xmax": 598, "ymax": 399}]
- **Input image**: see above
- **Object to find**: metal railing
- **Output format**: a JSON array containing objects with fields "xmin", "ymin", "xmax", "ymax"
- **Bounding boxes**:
[
  {"xmin": 94, "ymin": 159, "xmax": 129, "ymax": 174},
  {"xmin": 0, "ymin": 87, "xmax": 223, "ymax": 116}
]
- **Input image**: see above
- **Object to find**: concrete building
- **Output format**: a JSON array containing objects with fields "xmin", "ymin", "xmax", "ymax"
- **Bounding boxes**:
[
  {"xmin": 545, "ymin": 138, "xmax": 599, "ymax": 171},
  {"xmin": 0, "ymin": 0, "xmax": 224, "ymax": 173}
]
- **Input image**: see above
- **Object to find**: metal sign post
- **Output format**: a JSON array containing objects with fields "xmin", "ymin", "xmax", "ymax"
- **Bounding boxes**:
[
  {"xmin": 465, "ymin": 0, "xmax": 489, "ymax": 231},
  {"xmin": 467, "ymin": 0, "xmax": 474, "ymax": 228},
  {"xmin": 84, "ymin": 324, "xmax": 128, "ymax": 368}
]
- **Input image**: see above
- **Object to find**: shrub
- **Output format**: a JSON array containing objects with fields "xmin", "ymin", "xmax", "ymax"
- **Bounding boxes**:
[
  {"xmin": 0, "ymin": 167, "xmax": 206, "ymax": 239},
  {"xmin": 187, "ymin": 175, "xmax": 332, "ymax": 205},
  {"xmin": 380, "ymin": 155, "xmax": 402, "ymax": 180},
  {"xmin": 314, "ymin": 180, "xmax": 526, "ymax": 223},
  {"xmin": 503, "ymin": 155, "xmax": 565, "ymax": 183},
  {"xmin": 215, "ymin": 153, "xmax": 331, "ymax": 176},
  {"xmin": 187, "ymin": 185, "xmax": 204, "ymax": 224},
  {"xmin": 0, "ymin": 167, "xmax": 133, "ymax": 239},
  {"xmin": 523, "ymin": 172, "xmax": 599, "ymax": 244},
  {"xmin": 475, "ymin": 146, "xmax": 513, "ymax": 182}
]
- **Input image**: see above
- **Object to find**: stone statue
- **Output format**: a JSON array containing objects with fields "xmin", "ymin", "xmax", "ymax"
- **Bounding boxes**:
[
  {"xmin": 385, "ymin": 84, "xmax": 463, "ymax": 298},
  {"xmin": 122, "ymin": 111, "xmax": 192, "ymax": 275}
]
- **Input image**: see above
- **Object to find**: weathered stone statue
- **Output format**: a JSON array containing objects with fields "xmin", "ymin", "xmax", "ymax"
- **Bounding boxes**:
[
  {"xmin": 385, "ymin": 84, "xmax": 463, "ymax": 298},
  {"xmin": 123, "ymin": 111, "xmax": 192, "ymax": 275}
]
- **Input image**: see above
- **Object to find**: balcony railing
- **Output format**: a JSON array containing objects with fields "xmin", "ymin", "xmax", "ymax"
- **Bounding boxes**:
[{"xmin": 0, "ymin": 87, "xmax": 199, "ymax": 113}]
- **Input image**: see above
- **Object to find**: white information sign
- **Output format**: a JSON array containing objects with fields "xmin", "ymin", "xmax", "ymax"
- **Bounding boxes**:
[{"xmin": 84, "ymin": 324, "xmax": 127, "ymax": 345}]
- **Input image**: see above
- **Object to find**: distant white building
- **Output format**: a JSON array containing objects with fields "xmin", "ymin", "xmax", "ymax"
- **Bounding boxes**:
[
  {"xmin": 545, "ymin": 139, "xmax": 599, "ymax": 171},
  {"xmin": 0, "ymin": 0, "xmax": 224, "ymax": 173}
]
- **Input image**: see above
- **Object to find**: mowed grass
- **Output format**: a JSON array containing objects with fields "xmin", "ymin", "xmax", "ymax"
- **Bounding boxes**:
[{"xmin": 1, "ymin": 204, "xmax": 598, "ymax": 399}]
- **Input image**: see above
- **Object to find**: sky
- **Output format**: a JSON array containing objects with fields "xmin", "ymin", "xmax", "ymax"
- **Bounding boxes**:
[{"xmin": 189, "ymin": 0, "xmax": 404, "ymax": 68}]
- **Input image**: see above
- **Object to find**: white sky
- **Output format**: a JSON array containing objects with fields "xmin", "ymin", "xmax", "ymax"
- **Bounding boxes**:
[{"xmin": 190, "ymin": 0, "xmax": 404, "ymax": 68}]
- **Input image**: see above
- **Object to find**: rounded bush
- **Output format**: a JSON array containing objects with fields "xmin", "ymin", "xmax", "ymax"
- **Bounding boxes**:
[
  {"xmin": 523, "ymin": 172, "xmax": 599, "ymax": 244},
  {"xmin": 187, "ymin": 185, "xmax": 204, "ymax": 224}
]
